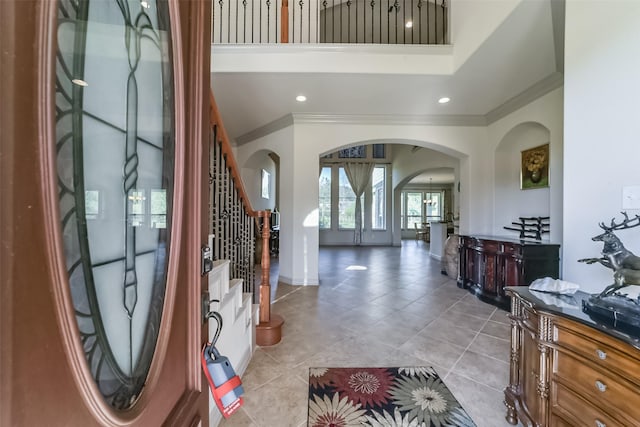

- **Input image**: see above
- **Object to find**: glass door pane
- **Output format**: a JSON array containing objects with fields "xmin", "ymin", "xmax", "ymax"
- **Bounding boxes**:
[
  {"xmin": 55, "ymin": 0, "xmax": 175, "ymax": 410},
  {"xmin": 406, "ymin": 192, "xmax": 423, "ymax": 229}
]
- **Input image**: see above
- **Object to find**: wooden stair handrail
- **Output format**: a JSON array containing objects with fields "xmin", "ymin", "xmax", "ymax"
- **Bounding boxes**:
[
  {"xmin": 281, "ymin": 0, "xmax": 289, "ymax": 43},
  {"xmin": 209, "ymin": 90, "xmax": 257, "ymax": 217}
]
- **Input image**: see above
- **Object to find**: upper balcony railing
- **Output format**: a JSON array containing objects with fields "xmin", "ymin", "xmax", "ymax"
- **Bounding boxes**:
[{"xmin": 212, "ymin": 0, "xmax": 448, "ymax": 45}]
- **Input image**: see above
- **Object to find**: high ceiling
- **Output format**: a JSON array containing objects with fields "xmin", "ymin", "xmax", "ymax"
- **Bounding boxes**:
[{"xmin": 211, "ymin": 0, "xmax": 563, "ymax": 144}]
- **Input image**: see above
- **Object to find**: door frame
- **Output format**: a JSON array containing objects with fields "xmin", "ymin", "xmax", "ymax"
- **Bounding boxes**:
[{"xmin": 0, "ymin": 0, "xmax": 212, "ymax": 424}]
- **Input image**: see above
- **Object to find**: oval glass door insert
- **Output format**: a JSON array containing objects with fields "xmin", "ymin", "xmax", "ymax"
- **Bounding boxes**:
[{"xmin": 55, "ymin": 0, "xmax": 175, "ymax": 410}]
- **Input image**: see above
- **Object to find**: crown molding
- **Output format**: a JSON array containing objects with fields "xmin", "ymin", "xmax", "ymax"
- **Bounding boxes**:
[
  {"xmin": 236, "ymin": 113, "xmax": 486, "ymax": 144},
  {"xmin": 291, "ymin": 113, "xmax": 487, "ymax": 126},
  {"xmin": 236, "ymin": 114, "xmax": 294, "ymax": 145},
  {"xmin": 485, "ymin": 72, "xmax": 564, "ymax": 124}
]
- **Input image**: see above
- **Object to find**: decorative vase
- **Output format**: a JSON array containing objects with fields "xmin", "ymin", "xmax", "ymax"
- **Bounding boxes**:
[{"xmin": 530, "ymin": 169, "xmax": 541, "ymax": 183}]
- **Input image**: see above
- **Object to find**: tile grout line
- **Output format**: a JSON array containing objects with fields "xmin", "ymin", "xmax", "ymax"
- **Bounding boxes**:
[{"xmin": 445, "ymin": 306, "xmax": 497, "ymax": 380}]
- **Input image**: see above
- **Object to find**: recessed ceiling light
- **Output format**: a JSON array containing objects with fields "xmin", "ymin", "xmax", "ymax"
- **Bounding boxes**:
[
  {"xmin": 438, "ymin": 97, "xmax": 450, "ymax": 104},
  {"xmin": 296, "ymin": 95, "xmax": 307, "ymax": 102},
  {"xmin": 71, "ymin": 78, "xmax": 88, "ymax": 87},
  {"xmin": 140, "ymin": 1, "xmax": 151, "ymax": 9},
  {"xmin": 405, "ymin": 21, "xmax": 413, "ymax": 28}
]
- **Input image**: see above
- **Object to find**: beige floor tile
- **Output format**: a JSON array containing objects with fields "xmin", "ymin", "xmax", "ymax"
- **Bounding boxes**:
[
  {"xmin": 231, "ymin": 243, "xmax": 514, "ymax": 427},
  {"xmin": 468, "ymin": 333, "xmax": 511, "ymax": 362},
  {"xmin": 421, "ymin": 318, "xmax": 479, "ymax": 348},
  {"xmin": 437, "ymin": 309, "xmax": 490, "ymax": 332},
  {"xmin": 240, "ymin": 374, "xmax": 308, "ymax": 427},
  {"xmin": 443, "ymin": 372, "xmax": 515, "ymax": 427},
  {"xmin": 218, "ymin": 407, "xmax": 259, "ymax": 427},
  {"xmin": 398, "ymin": 334, "xmax": 467, "ymax": 370},
  {"xmin": 260, "ymin": 330, "xmax": 331, "ymax": 365},
  {"xmin": 481, "ymin": 320, "xmax": 511, "ymax": 340},
  {"xmin": 451, "ymin": 350, "xmax": 510, "ymax": 391},
  {"xmin": 240, "ymin": 348, "xmax": 288, "ymax": 392},
  {"xmin": 449, "ymin": 299, "xmax": 499, "ymax": 319},
  {"xmin": 490, "ymin": 308, "xmax": 512, "ymax": 324}
]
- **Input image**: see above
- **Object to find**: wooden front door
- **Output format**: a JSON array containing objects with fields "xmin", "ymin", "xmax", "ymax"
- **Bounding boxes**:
[{"xmin": 1, "ymin": 0, "xmax": 211, "ymax": 425}]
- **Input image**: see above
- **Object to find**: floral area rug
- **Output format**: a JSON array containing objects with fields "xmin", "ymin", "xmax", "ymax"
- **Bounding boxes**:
[{"xmin": 308, "ymin": 367, "xmax": 476, "ymax": 427}]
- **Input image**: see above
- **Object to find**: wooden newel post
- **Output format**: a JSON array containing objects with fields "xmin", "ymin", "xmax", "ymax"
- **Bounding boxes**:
[
  {"xmin": 259, "ymin": 210, "xmax": 272, "ymax": 323},
  {"xmin": 281, "ymin": 0, "xmax": 289, "ymax": 43},
  {"xmin": 255, "ymin": 210, "xmax": 284, "ymax": 346}
]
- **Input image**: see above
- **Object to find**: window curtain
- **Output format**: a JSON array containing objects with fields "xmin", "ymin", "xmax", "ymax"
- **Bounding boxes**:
[{"xmin": 344, "ymin": 162, "xmax": 374, "ymax": 245}]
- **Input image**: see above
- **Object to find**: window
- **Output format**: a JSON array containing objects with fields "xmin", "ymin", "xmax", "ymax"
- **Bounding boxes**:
[
  {"xmin": 372, "ymin": 144, "xmax": 385, "ymax": 159},
  {"xmin": 424, "ymin": 191, "xmax": 442, "ymax": 222},
  {"xmin": 320, "ymin": 151, "xmax": 388, "ymax": 234},
  {"xmin": 338, "ymin": 145, "xmax": 366, "ymax": 159},
  {"xmin": 85, "ymin": 190, "xmax": 101, "ymax": 220},
  {"xmin": 371, "ymin": 167, "xmax": 385, "ymax": 229},
  {"xmin": 319, "ymin": 167, "xmax": 331, "ymax": 229},
  {"xmin": 401, "ymin": 189, "xmax": 445, "ymax": 229},
  {"xmin": 261, "ymin": 169, "xmax": 270, "ymax": 199},
  {"xmin": 338, "ymin": 167, "xmax": 356, "ymax": 229},
  {"xmin": 128, "ymin": 190, "xmax": 146, "ymax": 227},
  {"xmin": 150, "ymin": 189, "xmax": 167, "ymax": 229},
  {"xmin": 405, "ymin": 192, "xmax": 423, "ymax": 229}
]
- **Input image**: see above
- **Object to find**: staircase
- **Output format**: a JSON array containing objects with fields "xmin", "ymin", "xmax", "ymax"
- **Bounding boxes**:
[
  {"xmin": 207, "ymin": 91, "xmax": 282, "ymax": 425},
  {"xmin": 207, "ymin": 258, "xmax": 259, "ymax": 426}
]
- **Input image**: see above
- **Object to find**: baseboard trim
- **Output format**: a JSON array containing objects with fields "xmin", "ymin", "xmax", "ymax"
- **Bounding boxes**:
[{"xmin": 278, "ymin": 274, "xmax": 319, "ymax": 286}]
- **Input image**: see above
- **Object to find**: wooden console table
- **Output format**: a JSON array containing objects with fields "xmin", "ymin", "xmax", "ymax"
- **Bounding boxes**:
[
  {"xmin": 458, "ymin": 235, "xmax": 560, "ymax": 310},
  {"xmin": 505, "ymin": 288, "xmax": 640, "ymax": 426}
]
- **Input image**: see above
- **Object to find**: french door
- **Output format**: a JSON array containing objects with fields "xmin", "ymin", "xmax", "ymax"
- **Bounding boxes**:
[{"xmin": 1, "ymin": 0, "xmax": 211, "ymax": 425}]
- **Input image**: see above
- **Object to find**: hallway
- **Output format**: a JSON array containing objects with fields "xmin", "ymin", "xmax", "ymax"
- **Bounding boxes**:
[{"xmin": 221, "ymin": 241, "xmax": 514, "ymax": 427}]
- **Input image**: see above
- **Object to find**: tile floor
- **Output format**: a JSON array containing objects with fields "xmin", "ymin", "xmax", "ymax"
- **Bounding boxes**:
[{"xmin": 220, "ymin": 241, "xmax": 518, "ymax": 427}]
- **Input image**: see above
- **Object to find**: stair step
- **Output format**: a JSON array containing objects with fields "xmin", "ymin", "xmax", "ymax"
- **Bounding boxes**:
[{"xmin": 208, "ymin": 259, "xmax": 230, "ymax": 303}]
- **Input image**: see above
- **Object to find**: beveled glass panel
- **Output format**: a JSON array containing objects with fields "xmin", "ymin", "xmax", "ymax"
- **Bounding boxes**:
[{"xmin": 55, "ymin": 0, "xmax": 175, "ymax": 410}]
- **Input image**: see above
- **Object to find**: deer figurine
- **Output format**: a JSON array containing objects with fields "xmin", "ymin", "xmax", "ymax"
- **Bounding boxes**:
[{"xmin": 578, "ymin": 212, "xmax": 640, "ymax": 298}]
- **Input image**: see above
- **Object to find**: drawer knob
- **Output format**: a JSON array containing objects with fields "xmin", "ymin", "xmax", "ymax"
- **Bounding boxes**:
[
  {"xmin": 596, "ymin": 349, "xmax": 607, "ymax": 360},
  {"xmin": 595, "ymin": 380, "xmax": 607, "ymax": 393},
  {"xmin": 595, "ymin": 420, "xmax": 606, "ymax": 427}
]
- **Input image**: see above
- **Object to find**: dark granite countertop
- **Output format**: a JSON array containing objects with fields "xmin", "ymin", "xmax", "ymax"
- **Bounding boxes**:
[
  {"xmin": 505, "ymin": 287, "xmax": 640, "ymax": 350},
  {"xmin": 460, "ymin": 235, "xmax": 560, "ymax": 246}
]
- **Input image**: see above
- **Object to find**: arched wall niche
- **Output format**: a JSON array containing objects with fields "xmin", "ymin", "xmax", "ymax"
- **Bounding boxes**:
[
  {"xmin": 241, "ymin": 149, "xmax": 278, "ymax": 211},
  {"xmin": 494, "ymin": 121, "xmax": 551, "ymax": 238}
]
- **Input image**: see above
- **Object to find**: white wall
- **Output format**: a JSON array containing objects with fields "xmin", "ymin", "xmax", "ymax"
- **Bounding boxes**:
[
  {"xmin": 235, "ymin": 126, "xmax": 321, "ymax": 286},
  {"xmin": 564, "ymin": 0, "xmax": 640, "ymax": 293},
  {"xmin": 488, "ymin": 88, "xmax": 563, "ymax": 243},
  {"xmin": 450, "ymin": 0, "xmax": 521, "ymax": 70},
  {"xmin": 241, "ymin": 150, "xmax": 276, "ymax": 212}
]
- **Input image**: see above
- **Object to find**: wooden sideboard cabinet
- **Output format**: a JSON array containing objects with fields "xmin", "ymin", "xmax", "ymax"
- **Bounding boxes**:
[
  {"xmin": 458, "ymin": 235, "xmax": 560, "ymax": 310},
  {"xmin": 505, "ymin": 288, "xmax": 640, "ymax": 427}
]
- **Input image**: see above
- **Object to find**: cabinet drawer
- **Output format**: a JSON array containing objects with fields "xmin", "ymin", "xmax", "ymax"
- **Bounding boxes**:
[
  {"xmin": 554, "ymin": 351, "xmax": 640, "ymax": 423},
  {"xmin": 554, "ymin": 321, "xmax": 640, "ymax": 386},
  {"xmin": 475, "ymin": 239, "xmax": 499, "ymax": 253},
  {"xmin": 549, "ymin": 414, "xmax": 575, "ymax": 427},
  {"xmin": 551, "ymin": 381, "xmax": 623, "ymax": 427},
  {"xmin": 501, "ymin": 243, "xmax": 522, "ymax": 256}
]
